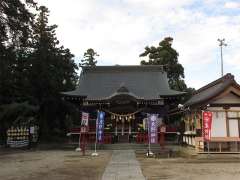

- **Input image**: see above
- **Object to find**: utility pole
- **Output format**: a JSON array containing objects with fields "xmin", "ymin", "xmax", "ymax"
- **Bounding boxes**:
[{"xmin": 217, "ymin": 38, "xmax": 227, "ymax": 77}]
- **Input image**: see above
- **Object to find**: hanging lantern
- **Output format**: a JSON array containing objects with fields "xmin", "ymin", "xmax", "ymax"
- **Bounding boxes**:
[{"xmin": 119, "ymin": 116, "xmax": 122, "ymax": 120}]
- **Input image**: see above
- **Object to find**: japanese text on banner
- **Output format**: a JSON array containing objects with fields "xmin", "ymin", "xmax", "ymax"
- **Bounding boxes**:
[
  {"xmin": 202, "ymin": 111, "xmax": 212, "ymax": 141},
  {"xmin": 148, "ymin": 114, "xmax": 158, "ymax": 144}
]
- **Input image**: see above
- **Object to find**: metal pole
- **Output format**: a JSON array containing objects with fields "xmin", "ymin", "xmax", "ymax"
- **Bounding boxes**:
[
  {"xmin": 92, "ymin": 111, "xmax": 99, "ymax": 156},
  {"xmin": 76, "ymin": 112, "xmax": 82, "ymax": 152},
  {"xmin": 220, "ymin": 45, "xmax": 223, "ymax": 77},
  {"xmin": 207, "ymin": 141, "xmax": 210, "ymax": 157},
  {"xmin": 75, "ymin": 128, "xmax": 82, "ymax": 152},
  {"xmin": 218, "ymin": 38, "xmax": 227, "ymax": 77},
  {"xmin": 147, "ymin": 115, "xmax": 152, "ymax": 156},
  {"xmin": 94, "ymin": 119, "xmax": 98, "ymax": 153},
  {"xmin": 148, "ymin": 118, "xmax": 151, "ymax": 155}
]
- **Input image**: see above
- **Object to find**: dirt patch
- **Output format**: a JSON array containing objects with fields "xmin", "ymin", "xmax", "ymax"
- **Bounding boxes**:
[
  {"xmin": 0, "ymin": 150, "xmax": 112, "ymax": 180},
  {"xmin": 136, "ymin": 152, "xmax": 240, "ymax": 180}
]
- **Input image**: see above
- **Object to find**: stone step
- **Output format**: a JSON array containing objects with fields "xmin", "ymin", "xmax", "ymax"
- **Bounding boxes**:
[
  {"xmin": 91, "ymin": 143, "xmax": 162, "ymax": 150},
  {"xmin": 68, "ymin": 142, "xmax": 179, "ymax": 150}
]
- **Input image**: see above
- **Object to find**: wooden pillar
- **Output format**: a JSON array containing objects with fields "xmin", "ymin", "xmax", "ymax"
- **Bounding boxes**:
[
  {"xmin": 115, "ymin": 119, "xmax": 117, "ymax": 136},
  {"xmin": 225, "ymin": 110, "xmax": 229, "ymax": 137},
  {"xmin": 121, "ymin": 119, "xmax": 124, "ymax": 135},
  {"xmin": 129, "ymin": 120, "xmax": 131, "ymax": 134}
]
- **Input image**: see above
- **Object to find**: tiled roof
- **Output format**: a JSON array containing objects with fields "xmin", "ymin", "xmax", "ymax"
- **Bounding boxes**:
[
  {"xmin": 62, "ymin": 65, "xmax": 185, "ymax": 100},
  {"xmin": 184, "ymin": 73, "xmax": 238, "ymax": 107}
]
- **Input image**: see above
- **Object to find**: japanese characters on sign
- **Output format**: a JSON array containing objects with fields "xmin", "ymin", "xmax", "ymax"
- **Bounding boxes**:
[
  {"xmin": 80, "ymin": 126, "xmax": 88, "ymax": 133},
  {"xmin": 97, "ymin": 111, "xmax": 105, "ymax": 142},
  {"xmin": 202, "ymin": 111, "xmax": 212, "ymax": 141},
  {"xmin": 81, "ymin": 112, "xmax": 89, "ymax": 126},
  {"xmin": 148, "ymin": 114, "xmax": 158, "ymax": 144},
  {"xmin": 160, "ymin": 125, "xmax": 166, "ymax": 133}
]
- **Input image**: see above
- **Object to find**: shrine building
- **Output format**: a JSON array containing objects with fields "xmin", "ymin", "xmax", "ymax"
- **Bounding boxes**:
[
  {"xmin": 183, "ymin": 73, "xmax": 240, "ymax": 153},
  {"xmin": 62, "ymin": 65, "xmax": 185, "ymax": 143}
]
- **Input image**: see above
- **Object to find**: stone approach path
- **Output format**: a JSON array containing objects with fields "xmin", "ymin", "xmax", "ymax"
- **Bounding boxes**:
[{"xmin": 102, "ymin": 150, "xmax": 146, "ymax": 180}]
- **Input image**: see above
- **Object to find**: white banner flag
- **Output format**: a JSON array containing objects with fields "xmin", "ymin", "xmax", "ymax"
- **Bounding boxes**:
[{"xmin": 81, "ymin": 112, "xmax": 89, "ymax": 126}]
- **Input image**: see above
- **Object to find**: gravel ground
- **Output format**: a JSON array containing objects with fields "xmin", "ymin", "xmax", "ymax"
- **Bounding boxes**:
[
  {"xmin": 136, "ymin": 153, "xmax": 240, "ymax": 180},
  {"xmin": 0, "ymin": 149, "xmax": 112, "ymax": 180}
]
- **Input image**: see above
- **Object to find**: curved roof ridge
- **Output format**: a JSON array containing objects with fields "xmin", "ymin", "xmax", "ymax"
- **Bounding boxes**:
[
  {"xmin": 184, "ymin": 73, "xmax": 238, "ymax": 107},
  {"xmin": 193, "ymin": 73, "xmax": 234, "ymax": 95},
  {"xmin": 81, "ymin": 65, "xmax": 166, "ymax": 73}
]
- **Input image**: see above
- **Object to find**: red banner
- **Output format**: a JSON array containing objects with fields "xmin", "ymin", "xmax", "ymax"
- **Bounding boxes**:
[{"xmin": 202, "ymin": 111, "xmax": 212, "ymax": 141}]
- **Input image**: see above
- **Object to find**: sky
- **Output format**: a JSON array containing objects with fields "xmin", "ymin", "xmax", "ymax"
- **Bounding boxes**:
[{"xmin": 37, "ymin": 0, "xmax": 240, "ymax": 89}]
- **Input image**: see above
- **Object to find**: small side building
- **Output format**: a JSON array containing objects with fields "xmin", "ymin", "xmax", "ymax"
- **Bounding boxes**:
[{"xmin": 183, "ymin": 73, "xmax": 240, "ymax": 153}]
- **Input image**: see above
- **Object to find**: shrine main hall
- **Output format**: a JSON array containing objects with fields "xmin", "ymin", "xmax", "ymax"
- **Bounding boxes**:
[{"xmin": 62, "ymin": 65, "xmax": 185, "ymax": 143}]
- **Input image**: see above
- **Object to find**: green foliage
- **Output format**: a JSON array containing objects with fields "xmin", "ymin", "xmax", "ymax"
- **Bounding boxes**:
[
  {"xmin": 140, "ymin": 37, "xmax": 186, "ymax": 91},
  {"xmin": 29, "ymin": 6, "xmax": 78, "ymax": 103},
  {"xmin": 27, "ymin": 6, "xmax": 79, "ymax": 140},
  {"xmin": 80, "ymin": 48, "xmax": 99, "ymax": 67},
  {"xmin": 140, "ymin": 37, "xmax": 196, "ymax": 106},
  {"xmin": 38, "ymin": 98, "xmax": 79, "ymax": 141},
  {"xmin": 0, "ymin": 102, "xmax": 38, "ymax": 144},
  {"xmin": 0, "ymin": 0, "xmax": 36, "ymax": 104},
  {"xmin": 0, "ymin": 3, "xmax": 79, "ymax": 142},
  {"xmin": 0, "ymin": 102, "xmax": 38, "ymax": 126}
]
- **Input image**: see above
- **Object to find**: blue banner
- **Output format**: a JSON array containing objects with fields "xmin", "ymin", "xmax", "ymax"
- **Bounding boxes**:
[{"xmin": 97, "ymin": 111, "xmax": 105, "ymax": 142}]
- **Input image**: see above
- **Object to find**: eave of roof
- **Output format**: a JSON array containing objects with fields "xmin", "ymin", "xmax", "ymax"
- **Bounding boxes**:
[{"xmin": 184, "ymin": 73, "xmax": 238, "ymax": 107}]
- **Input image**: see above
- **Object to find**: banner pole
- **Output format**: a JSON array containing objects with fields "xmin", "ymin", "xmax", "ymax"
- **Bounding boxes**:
[
  {"xmin": 149, "ymin": 117, "xmax": 151, "ymax": 154},
  {"xmin": 92, "ymin": 111, "xmax": 99, "ymax": 156},
  {"xmin": 79, "ymin": 131, "xmax": 82, "ymax": 149},
  {"xmin": 75, "ymin": 128, "xmax": 82, "ymax": 151},
  {"xmin": 147, "ymin": 114, "xmax": 152, "ymax": 156},
  {"xmin": 207, "ymin": 141, "xmax": 210, "ymax": 157},
  {"xmin": 76, "ymin": 125, "xmax": 82, "ymax": 151}
]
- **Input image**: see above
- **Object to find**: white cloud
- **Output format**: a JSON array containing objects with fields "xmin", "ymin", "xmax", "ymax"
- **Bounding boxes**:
[
  {"xmin": 36, "ymin": 0, "xmax": 240, "ymax": 88},
  {"xmin": 225, "ymin": 2, "xmax": 240, "ymax": 9}
]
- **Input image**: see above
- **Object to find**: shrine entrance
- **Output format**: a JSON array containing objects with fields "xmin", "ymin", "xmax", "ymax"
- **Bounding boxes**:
[
  {"xmin": 103, "ymin": 89, "xmax": 145, "ymax": 143},
  {"xmin": 104, "ymin": 111, "xmax": 143, "ymax": 143},
  {"xmin": 116, "ymin": 120, "xmax": 130, "ymax": 142}
]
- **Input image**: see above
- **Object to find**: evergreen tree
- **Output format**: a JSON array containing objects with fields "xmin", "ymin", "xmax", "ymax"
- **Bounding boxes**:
[
  {"xmin": 140, "ymin": 37, "xmax": 195, "ymax": 102},
  {"xmin": 29, "ymin": 6, "xmax": 78, "ymax": 140},
  {"xmin": 0, "ymin": 0, "xmax": 37, "ymax": 144},
  {"xmin": 0, "ymin": 0, "xmax": 36, "ymax": 104},
  {"xmin": 140, "ymin": 37, "xmax": 186, "ymax": 91},
  {"xmin": 80, "ymin": 48, "xmax": 99, "ymax": 67},
  {"xmin": 30, "ymin": 6, "xmax": 78, "ymax": 103}
]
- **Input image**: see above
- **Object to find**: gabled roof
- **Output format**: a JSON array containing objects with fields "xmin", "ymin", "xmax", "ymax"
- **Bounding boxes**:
[
  {"xmin": 184, "ymin": 73, "xmax": 240, "ymax": 107},
  {"xmin": 62, "ymin": 65, "xmax": 185, "ymax": 100}
]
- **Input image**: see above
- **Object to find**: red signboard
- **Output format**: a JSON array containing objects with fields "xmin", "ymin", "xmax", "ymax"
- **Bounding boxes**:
[
  {"xmin": 202, "ymin": 111, "xmax": 212, "ymax": 141},
  {"xmin": 80, "ymin": 126, "xmax": 89, "ymax": 133}
]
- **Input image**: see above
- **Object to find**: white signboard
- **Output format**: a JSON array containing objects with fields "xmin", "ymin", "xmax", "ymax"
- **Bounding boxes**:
[
  {"xmin": 30, "ymin": 126, "xmax": 35, "ymax": 134},
  {"xmin": 81, "ymin": 112, "xmax": 89, "ymax": 126}
]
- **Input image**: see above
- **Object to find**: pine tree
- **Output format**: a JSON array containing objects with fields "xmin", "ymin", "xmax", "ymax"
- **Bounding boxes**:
[
  {"xmin": 29, "ymin": 6, "xmax": 78, "ymax": 140},
  {"xmin": 140, "ymin": 37, "xmax": 186, "ymax": 91},
  {"xmin": 0, "ymin": 0, "xmax": 36, "ymax": 104},
  {"xmin": 30, "ymin": 6, "xmax": 78, "ymax": 103},
  {"xmin": 80, "ymin": 48, "xmax": 99, "ymax": 67}
]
